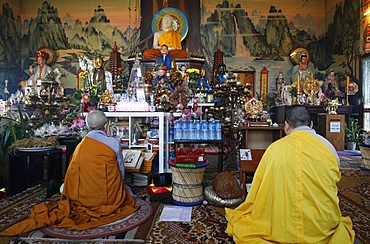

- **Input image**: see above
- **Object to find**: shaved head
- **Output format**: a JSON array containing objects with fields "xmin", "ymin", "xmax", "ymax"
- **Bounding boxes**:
[
  {"xmin": 86, "ymin": 110, "xmax": 108, "ymax": 131},
  {"xmin": 285, "ymin": 105, "xmax": 311, "ymax": 129}
]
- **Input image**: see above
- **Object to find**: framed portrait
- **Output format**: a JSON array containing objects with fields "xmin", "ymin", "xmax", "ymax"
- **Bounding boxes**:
[{"xmin": 122, "ymin": 150, "xmax": 142, "ymax": 168}]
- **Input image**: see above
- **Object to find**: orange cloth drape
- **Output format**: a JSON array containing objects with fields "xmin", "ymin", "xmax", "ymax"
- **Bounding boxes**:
[
  {"xmin": 143, "ymin": 30, "xmax": 188, "ymax": 59},
  {"xmin": 143, "ymin": 49, "xmax": 188, "ymax": 59},
  {"xmin": 0, "ymin": 137, "xmax": 139, "ymax": 236}
]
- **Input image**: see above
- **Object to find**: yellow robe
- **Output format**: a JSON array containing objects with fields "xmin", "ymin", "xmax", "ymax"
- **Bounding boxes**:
[
  {"xmin": 0, "ymin": 137, "xmax": 139, "ymax": 236},
  {"xmin": 225, "ymin": 130, "xmax": 355, "ymax": 244}
]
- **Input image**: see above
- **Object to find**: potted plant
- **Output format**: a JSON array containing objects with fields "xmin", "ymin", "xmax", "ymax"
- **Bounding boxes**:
[
  {"xmin": 344, "ymin": 118, "xmax": 364, "ymax": 150},
  {"xmin": 0, "ymin": 107, "xmax": 36, "ymax": 197}
]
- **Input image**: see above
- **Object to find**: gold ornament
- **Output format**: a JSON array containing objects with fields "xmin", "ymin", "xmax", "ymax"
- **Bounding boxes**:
[
  {"xmin": 245, "ymin": 97, "xmax": 263, "ymax": 119},
  {"xmin": 325, "ymin": 99, "xmax": 339, "ymax": 115},
  {"xmin": 303, "ymin": 74, "xmax": 321, "ymax": 102}
]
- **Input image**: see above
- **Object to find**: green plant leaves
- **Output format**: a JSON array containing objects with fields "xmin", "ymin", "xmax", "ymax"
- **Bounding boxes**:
[{"xmin": 345, "ymin": 118, "xmax": 364, "ymax": 143}]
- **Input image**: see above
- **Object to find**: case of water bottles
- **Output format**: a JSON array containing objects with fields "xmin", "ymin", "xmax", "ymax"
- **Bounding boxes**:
[{"xmin": 174, "ymin": 119, "xmax": 222, "ymax": 140}]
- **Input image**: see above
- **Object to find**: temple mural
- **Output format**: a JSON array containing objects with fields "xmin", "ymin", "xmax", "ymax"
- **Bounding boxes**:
[{"xmin": 0, "ymin": 0, "xmax": 360, "ymax": 100}]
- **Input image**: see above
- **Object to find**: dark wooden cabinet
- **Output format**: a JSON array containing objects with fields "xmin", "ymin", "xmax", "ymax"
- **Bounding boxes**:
[
  {"xmin": 237, "ymin": 126, "xmax": 285, "ymax": 149},
  {"xmin": 8, "ymin": 149, "xmax": 63, "ymax": 197},
  {"xmin": 269, "ymin": 105, "xmax": 354, "ymax": 129}
]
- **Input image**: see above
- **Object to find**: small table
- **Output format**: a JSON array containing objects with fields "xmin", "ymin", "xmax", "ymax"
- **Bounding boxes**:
[
  {"xmin": 240, "ymin": 149, "xmax": 265, "ymax": 194},
  {"xmin": 8, "ymin": 148, "xmax": 63, "ymax": 197}
]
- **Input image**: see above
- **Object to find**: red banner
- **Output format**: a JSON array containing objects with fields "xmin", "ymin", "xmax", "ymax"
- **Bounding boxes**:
[{"xmin": 260, "ymin": 66, "xmax": 268, "ymax": 98}]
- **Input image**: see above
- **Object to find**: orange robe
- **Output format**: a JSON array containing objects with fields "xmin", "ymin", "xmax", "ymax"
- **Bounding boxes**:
[
  {"xmin": 143, "ymin": 30, "xmax": 188, "ymax": 59},
  {"xmin": 0, "ymin": 137, "xmax": 139, "ymax": 236}
]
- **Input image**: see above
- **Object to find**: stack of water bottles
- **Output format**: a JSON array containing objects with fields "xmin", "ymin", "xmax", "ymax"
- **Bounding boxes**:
[{"xmin": 174, "ymin": 119, "xmax": 222, "ymax": 140}]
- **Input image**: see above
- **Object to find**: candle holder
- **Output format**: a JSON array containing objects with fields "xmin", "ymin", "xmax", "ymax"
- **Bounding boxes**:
[
  {"xmin": 296, "ymin": 91, "xmax": 302, "ymax": 105},
  {"xmin": 346, "ymin": 88, "xmax": 350, "ymax": 106}
]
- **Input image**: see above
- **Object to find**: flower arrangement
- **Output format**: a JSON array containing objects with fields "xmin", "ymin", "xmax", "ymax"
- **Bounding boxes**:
[
  {"xmin": 70, "ymin": 115, "xmax": 86, "ymax": 130},
  {"xmin": 186, "ymin": 68, "xmax": 200, "ymax": 81},
  {"xmin": 73, "ymin": 83, "xmax": 103, "ymax": 108},
  {"xmin": 288, "ymin": 84, "xmax": 297, "ymax": 98},
  {"xmin": 167, "ymin": 105, "xmax": 203, "ymax": 124}
]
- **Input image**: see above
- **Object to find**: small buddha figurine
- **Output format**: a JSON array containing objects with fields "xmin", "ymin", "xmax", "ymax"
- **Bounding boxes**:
[{"xmin": 92, "ymin": 56, "xmax": 106, "ymax": 91}]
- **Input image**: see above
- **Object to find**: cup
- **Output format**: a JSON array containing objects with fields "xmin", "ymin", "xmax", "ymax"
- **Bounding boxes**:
[{"xmin": 107, "ymin": 104, "xmax": 115, "ymax": 112}]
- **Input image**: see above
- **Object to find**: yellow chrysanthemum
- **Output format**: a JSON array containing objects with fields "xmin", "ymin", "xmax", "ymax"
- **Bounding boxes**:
[{"xmin": 186, "ymin": 68, "xmax": 200, "ymax": 74}]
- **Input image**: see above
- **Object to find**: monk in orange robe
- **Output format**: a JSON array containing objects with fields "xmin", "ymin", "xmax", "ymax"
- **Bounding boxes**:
[
  {"xmin": 0, "ymin": 110, "xmax": 139, "ymax": 236},
  {"xmin": 144, "ymin": 14, "xmax": 188, "ymax": 59}
]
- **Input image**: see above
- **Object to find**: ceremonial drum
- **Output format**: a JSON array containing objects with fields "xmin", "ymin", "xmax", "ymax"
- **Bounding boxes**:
[{"xmin": 168, "ymin": 159, "xmax": 208, "ymax": 206}]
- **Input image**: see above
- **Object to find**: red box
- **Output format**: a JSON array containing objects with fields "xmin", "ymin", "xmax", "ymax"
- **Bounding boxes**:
[{"xmin": 176, "ymin": 148, "xmax": 205, "ymax": 163}]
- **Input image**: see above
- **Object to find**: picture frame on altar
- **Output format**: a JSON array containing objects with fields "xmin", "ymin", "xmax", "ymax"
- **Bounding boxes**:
[
  {"xmin": 240, "ymin": 149, "xmax": 252, "ymax": 160},
  {"xmin": 232, "ymin": 71, "xmax": 255, "ymax": 96},
  {"xmin": 122, "ymin": 150, "xmax": 142, "ymax": 168}
]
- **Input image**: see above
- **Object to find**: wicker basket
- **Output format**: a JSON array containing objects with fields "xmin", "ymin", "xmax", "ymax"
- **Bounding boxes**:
[
  {"xmin": 169, "ymin": 159, "xmax": 208, "ymax": 204},
  {"xmin": 139, "ymin": 152, "xmax": 157, "ymax": 174},
  {"xmin": 359, "ymin": 145, "xmax": 370, "ymax": 170}
]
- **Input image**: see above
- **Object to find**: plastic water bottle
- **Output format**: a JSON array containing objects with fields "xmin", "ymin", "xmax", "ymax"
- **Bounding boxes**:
[
  {"xmin": 169, "ymin": 125, "xmax": 174, "ymax": 142},
  {"xmin": 209, "ymin": 120, "xmax": 216, "ymax": 140},
  {"xmin": 215, "ymin": 120, "xmax": 222, "ymax": 140},
  {"xmin": 180, "ymin": 120, "xmax": 185, "ymax": 139},
  {"xmin": 201, "ymin": 120, "xmax": 208, "ymax": 140},
  {"xmin": 174, "ymin": 120, "xmax": 181, "ymax": 140},
  {"xmin": 189, "ymin": 120, "xmax": 196, "ymax": 140},
  {"xmin": 195, "ymin": 120, "xmax": 201, "ymax": 140},
  {"xmin": 184, "ymin": 120, "xmax": 191, "ymax": 140}
]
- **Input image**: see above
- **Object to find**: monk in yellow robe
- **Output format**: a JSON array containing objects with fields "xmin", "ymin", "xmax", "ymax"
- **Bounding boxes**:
[
  {"xmin": 0, "ymin": 110, "xmax": 139, "ymax": 236},
  {"xmin": 144, "ymin": 14, "xmax": 187, "ymax": 59},
  {"xmin": 226, "ymin": 105, "xmax": 355, "ymax": 244}
]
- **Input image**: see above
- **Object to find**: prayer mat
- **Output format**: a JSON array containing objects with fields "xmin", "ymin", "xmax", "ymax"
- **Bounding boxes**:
[
  {"xmin": 337, "ymin": 150, "xmax": 362, "ymax": 156},
  {"xmin": 0, "ymin": 186, "xmax": 158, "ymax": 243},
  {"xmin": 39, "ymin": 198, "xmax": 152, "ymax": 240},
  {"xmin": 338, "ymin": 168, "xmax": 370, "ymax": 244},
  {"xmin": 339, "ymin": 155, "xmax": 363, "ymax": 169}
]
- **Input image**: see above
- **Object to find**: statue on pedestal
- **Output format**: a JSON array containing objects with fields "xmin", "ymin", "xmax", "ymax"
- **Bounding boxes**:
[{"xmin": 143, "ymin": 9, "xmax": 188, "ymax": 59}]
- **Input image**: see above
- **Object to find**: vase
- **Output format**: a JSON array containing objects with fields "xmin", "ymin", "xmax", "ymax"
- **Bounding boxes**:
[
  {"xmin": 286, "ymin": 95, "xmax": 292, "ymax": 105},
  {"xmin": 345, "ymin": 141, "xmax": 357, "ymax": 151}
]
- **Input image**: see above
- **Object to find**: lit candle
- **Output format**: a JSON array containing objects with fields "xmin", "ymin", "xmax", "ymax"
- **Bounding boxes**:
[
  {"xmin": 296, "ymin": 75, "xmax": 300, "ymax": 92},
  {"xmin": 346, "ymin": 76, "xmax": 350, "ymax": 88}
]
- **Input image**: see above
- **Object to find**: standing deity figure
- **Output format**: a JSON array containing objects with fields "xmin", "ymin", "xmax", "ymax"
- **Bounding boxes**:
[
  {"xmin": 291, "ymin": 52, "xmax": 315, "ymax": 89},
  {"xmin": 276, "ymin": 71, "xmax": 285, "ymax": 99},
  {"xmin": 28, "ymin": 50, "xmax": 52, "ymax": 95},
  {"xmin": 322, "ymin": 68, "xmax": 342, "ymax": 99},
  {"xmin": 92, "ymin": 56, "xmax": 106, "ymax": 91}
]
